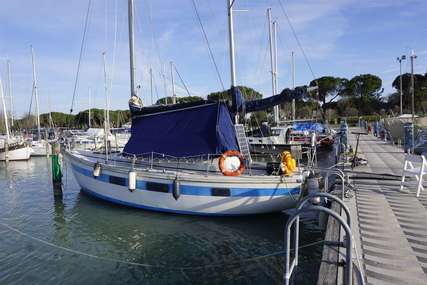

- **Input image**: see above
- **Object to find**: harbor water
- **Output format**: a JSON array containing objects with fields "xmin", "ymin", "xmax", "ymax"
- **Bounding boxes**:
[{"xmin": 0, "ymin": 150, "xmax": 335, "ymax": 284}]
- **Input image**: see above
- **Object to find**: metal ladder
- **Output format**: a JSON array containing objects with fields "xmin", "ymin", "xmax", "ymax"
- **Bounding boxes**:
[
  {"xmin": 234, "ymin": 124, "xmax": 252, "ymax": 163},
  {"xmin": 284, "ymin": 193, "xmax": 355, "ymax": 285}
]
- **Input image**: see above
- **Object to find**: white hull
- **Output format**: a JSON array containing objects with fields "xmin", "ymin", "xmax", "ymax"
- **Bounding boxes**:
[
  {"xmin": 66, "ymin": 151, "xmax": 303, "ymax": 216},
  {"xmin": 0, "ymin": 146, "xmax": 32, "ymax": 161},
  {"xmin": 31, "ymin": 141, "xmax": 51, "ymax": 156}
]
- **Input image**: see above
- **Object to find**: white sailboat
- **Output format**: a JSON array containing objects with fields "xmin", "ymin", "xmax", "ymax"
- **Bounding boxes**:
[
  {"xmin": 29, "ymin": 47, "xmax": 51, "ymax": 157},
  {"xmin": 65, "ymin": 0, "xmax": 307, "ymax": 216},
  {"xmin": 0, "ymin": 78, "xmax": 32, "ymax": 161},
  {"xmin": 64, "ymin": 128, "xmax": 117, "ymax": 151}
]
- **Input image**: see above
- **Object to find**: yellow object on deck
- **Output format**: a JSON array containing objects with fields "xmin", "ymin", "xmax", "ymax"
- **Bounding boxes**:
[{"xmin": 280, "ymin": 151, "xmax": 296, "ymax": 176}]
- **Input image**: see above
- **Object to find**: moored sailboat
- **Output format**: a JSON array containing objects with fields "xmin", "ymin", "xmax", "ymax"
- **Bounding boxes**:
[
  {"xmin": 0, "ymin": 79, "xmax": 32, "ymax": 161},
  {"xmin": 66, "ymin": 0, "xmax": 308, "ymax": 215},
  {"xmin": 29, "ymin": 47, "xmax": 51, "ymax": 157}
]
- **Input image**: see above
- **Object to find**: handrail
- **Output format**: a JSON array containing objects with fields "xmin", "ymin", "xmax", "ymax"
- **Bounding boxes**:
[
  {"xmin": 284, "ymin": 205, "xmax": 353, "ymax": 285},
  {"xmin": 297, "ymin": 192, "xmax": 351, "ymax": 226},
  {"xmin": 292, "ymin": 192, "xmax": 352, "ymax": 283},
  {"xmin": 309, "ymin": 167, "xmax": 346, "ymax": 199}
]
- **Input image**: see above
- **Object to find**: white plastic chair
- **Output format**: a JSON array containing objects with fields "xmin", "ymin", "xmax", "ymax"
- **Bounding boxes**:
[{"xmin": 400, "ymin": 154, "xmax": 427, "ymax": 197}]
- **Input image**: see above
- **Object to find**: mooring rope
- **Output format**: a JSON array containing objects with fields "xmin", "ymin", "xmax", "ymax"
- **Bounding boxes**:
[{"xmin": 0, "ymin": 221, "xmax": 324, "ymax": 270}]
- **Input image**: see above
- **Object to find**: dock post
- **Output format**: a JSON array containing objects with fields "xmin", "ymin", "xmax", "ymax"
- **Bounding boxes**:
[{"xmin": 51, "ymin": 142, "xmax": 63, "ymax": 196}]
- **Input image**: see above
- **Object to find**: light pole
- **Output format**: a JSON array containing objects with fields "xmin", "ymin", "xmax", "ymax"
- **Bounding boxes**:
[
  {"xmin": 410, "ymin": 50, "xmax": 417, "ymax": 153},
  {"xmin": 396, "ymin": 55, "xmax": 406, "ymax": 115}
]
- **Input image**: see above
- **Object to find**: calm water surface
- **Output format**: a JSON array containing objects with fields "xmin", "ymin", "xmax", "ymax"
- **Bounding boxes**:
[{"xmin": 0, "ymin": 152, "xmax": 334, "ymax": 284}]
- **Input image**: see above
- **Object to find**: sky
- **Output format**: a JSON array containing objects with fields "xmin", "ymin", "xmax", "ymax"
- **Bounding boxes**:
[{"xmin": 0, "ymin": 0, "xmax": 426, "ymax": 118}]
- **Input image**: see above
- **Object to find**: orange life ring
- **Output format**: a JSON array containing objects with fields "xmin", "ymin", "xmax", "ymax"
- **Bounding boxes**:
[{"xmin": 218, "ymin": 150, "xmax": 245, "ymax": 176}]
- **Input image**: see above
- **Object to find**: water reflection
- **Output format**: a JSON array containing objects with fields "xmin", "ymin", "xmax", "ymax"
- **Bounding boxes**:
[{"xmin": 0, "ymin": 151, "xmax": 335, "ymax": 284}]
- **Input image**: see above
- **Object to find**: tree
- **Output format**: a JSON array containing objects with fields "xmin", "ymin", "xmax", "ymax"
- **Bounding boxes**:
[
  {"xmin": 391, "ymin": 73, "xmax": 427, "ymax": 113},
  {"xmin": 337, "ymin": 98, "xmax": 359, "ymax": 117},
  {"xmin": 207, "ymin": 86, "xmax": 262, "ymax": 102},
  {"xmin": 246, "ymin": 111, "xmax": 268, "ymax": 127},
  {"xmin": 309, "ymin": 76, "xmax": 347, "ymax": 106},
  {"xmin": 156, "ymin": 96, "xmax": 203, "ymax": 105},
  {"xmin": 385, "ymin": 92, "xmax": 401, "ymax": 115},
  {"xmin": 13, "ymin": 109, "xmax": 131, "ymax": 129},
  {"xmin": 343, "ymin": 74, "xmax": 383, "ymax": 99},
  {"xmin": 341, "ymin": 74, "xmax": 384, "ymax": 115}
]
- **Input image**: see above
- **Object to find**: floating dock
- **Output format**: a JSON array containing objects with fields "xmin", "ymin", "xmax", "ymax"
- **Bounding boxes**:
[{"xmin": 318, "ymin": 129, "xmax": 427, "ymax": 284}]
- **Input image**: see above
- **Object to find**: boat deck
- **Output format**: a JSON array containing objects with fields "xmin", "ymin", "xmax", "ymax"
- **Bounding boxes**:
[{"xmin": 347, "ymin": 129, "xmax": 427, "ymax": 284}]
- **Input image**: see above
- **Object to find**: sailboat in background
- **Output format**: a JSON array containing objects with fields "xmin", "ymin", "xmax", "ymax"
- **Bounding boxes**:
[
  {"xmin": 29, "ymin": 47, "xmax": 51, "ymax": 157},
  {"xmin": 0, "ymin": 78, "xmax": 32, "ymax": 161}
]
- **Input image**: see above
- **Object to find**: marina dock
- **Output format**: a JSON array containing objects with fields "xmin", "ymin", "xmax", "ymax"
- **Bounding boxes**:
[{"xmin": 319, "ymin": 129, "xmax": 427, "ymax": 284}]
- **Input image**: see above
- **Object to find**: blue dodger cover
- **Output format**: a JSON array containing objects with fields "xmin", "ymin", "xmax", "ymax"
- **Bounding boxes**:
[{"xmin": 123, "ymin": 102, "xmax": 239, "ymax": 157}]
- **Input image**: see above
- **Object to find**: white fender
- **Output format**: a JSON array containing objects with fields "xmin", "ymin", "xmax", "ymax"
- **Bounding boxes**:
[{"xmin": 128, "ymin": 171, "xmax": 136, "ymax": 191}]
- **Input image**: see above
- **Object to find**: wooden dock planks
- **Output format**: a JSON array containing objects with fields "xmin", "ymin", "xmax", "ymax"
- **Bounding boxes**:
[{"xmin": 347, "ymin": 130, "xmax": 427, "ymax": 285}]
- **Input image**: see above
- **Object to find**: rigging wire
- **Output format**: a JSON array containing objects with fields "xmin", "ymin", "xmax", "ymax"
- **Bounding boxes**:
[
  {"xmin": 252, "ymin": 13, "xmax": 271, "ymax": 87},
  {"xmin": 109, "ymin": 0, "xmax": 119, "ymax": 113},
  {"xmin": 136, "ymin": 0, "xmax": 166, "ymax": 104},
  {"xmin": 28, "ymin": 82, "xmax": 34, "ymax": 118},
  {"xmin": 152, "ymin": 71, "xmax": 160, "ymax": 102},
  {"xmin": 146, "ymin": 1, "xmax": 164, "ymax": 75},
  {"xmin": 277, "ymin": 0, "xmax": 316, "ymax": 80},
  {"xmin": 134, "ymin": 13, "xmax": 148, "ymax": 104},
  {"xmin": 190, "ymin": 0, "xmax": 225, "ymax": 91},
  {"xmin": 70, "ymin": 0, "xmax": 93, "ymax": 114},
  {"xmin": 173, "ymin": 65, "xmax": 192, "ymax": 97}
]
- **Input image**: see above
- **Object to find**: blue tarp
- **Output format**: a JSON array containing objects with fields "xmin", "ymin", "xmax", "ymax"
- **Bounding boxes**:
[
  {"xmin": 292, "ymin": 122, "xmax": 325, "ymax": 133},
  {"xmin": 123, "ymin": 102, "xmax": 239, "ymax": 157}
]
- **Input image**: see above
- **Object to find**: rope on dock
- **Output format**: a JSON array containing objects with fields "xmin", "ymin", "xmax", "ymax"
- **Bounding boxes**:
[{"xmin": 0, "ymin": 221, "xmax": 324, "ymax": 270}]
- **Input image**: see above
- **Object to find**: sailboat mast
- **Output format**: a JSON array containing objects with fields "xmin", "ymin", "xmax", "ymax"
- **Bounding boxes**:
[
  {"xmin": 267, "ymin": 9, "xmax": 279, "ymax": 124},
  {"xmin": 0, "ymin": 79, "xmax": 10, "ymax": 141},
  {"xmin": 128, "ymin": 0, "xmax": 137, "ymax": 98},
  {"xmin": 273, "ymin": 21, "xmax": 278, "ymax": 94},
  {"xmin": 227, "ymin": 0, "xmax": 237, "ymax": 88},
  {"xmin": 7, "ymin": 61, "xmax": 14, "ymax": 127},
  {"xmin": 227, "ymin": 0, "xmax": 239, "ymax": 123},
  {"xmin": 31, "ymin": 47, "xmax": 41, "ymax": 141}
]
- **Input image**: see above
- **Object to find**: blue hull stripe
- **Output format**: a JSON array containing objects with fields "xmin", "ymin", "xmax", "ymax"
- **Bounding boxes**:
[
  {"xmin": 81, "ymin": 187, "xmax": 247, "ymax": 216},
  {"xmin": 72, "ymin": 163, "xmax": 301, "ymax": 197}
]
